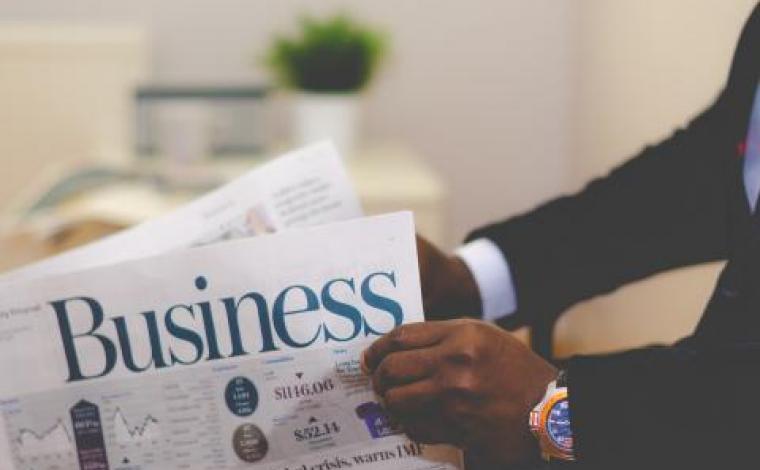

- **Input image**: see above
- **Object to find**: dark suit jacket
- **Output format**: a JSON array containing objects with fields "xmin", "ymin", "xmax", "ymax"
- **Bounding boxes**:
[{"xmin": 468, "ymin": 4, "xmax": 760, "ymax": 468}]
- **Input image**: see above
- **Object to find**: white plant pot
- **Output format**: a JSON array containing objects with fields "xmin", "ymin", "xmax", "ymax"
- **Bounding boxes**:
[{"xmin": 292, "ymin": 92, "xmax": 360, "ymax": 158}]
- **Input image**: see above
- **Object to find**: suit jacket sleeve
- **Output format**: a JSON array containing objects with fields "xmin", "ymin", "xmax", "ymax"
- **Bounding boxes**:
[
  {"xmin": 466, "ymin": 95, "xmax": 737, "ymax": 329},
  {"xmin": 566, "ymin": 341, "xmax": 760, "ymax": 468}
]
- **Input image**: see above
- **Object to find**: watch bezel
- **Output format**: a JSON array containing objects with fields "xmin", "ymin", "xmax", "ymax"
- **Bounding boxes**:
[
  {"xmin": 530, "ymin": 383, "xmax": 575, "ymax": 462},
  {"xmin": 545, "ymin": 396, "xmax": 573, "ymax": 453}
]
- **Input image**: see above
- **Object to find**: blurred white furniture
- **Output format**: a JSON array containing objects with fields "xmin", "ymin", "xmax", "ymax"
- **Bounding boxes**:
[{"xmin": 0, "ymin": 25, "xmax": 146, "ymax": 214}]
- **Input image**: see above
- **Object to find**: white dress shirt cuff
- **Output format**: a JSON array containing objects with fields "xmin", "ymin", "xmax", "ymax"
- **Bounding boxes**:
[{"xmin": 455, "ymin": 238, "xmax": 518, "ymax": 322}]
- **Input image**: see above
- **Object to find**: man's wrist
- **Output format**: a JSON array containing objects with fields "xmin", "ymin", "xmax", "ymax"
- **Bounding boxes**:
[
  {"xmin": 446, "ymin": 256, "xmax": 483, "ymax": 317},
  {"xmin": 455, "ymin": 239, "xmax": 518, "ymax": 321}
]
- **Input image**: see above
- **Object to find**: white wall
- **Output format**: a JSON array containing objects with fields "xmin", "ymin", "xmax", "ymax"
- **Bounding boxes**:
[{"xmin": 0, "ymin": 0, "xmax": 578, "ymax": 246}]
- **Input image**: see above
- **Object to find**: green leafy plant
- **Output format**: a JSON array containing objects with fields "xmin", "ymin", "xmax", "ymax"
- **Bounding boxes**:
[{"xmin": 265, "ymin": 14, "xmax": 387, "ymax": 93}]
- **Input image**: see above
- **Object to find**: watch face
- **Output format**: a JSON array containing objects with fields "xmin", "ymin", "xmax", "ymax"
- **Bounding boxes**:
[{"xmin": 546, "ymin": 398, "xmax": 573, "ymax": 452}]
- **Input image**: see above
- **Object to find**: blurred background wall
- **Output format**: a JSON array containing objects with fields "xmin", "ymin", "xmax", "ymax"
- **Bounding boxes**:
[{"xmin": 0, "ymin": 0, "xmax": 757, "ymax": 355}]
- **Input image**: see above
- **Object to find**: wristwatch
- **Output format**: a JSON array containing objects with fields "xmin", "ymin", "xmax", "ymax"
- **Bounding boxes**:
[{"xmin": 529, "ymin": 370, "xmax": 575, "ymax": 462}]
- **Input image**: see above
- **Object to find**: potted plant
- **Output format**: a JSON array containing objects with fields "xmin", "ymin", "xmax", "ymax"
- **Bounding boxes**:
[{"xmin": 265, "ymin": 14, "xmax": 387, "ymax": 157}]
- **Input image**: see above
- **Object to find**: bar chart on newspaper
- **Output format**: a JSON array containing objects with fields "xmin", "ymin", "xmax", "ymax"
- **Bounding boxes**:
[{"xmin": 1, "ymin": 343, "xmax": 457, "ymax": 470}]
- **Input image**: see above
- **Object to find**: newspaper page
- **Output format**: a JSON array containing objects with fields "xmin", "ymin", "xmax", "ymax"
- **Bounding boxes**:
[
  {"xmin": 1, "ymin": 141, "xmax": 362, "ymax": 283},
  {"xmin": 0, "ymin": 212, "xmax": 462, "ymax": 470}
]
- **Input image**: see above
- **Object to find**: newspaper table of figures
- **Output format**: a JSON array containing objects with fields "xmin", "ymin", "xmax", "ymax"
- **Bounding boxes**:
[{"xmin": 0, "ymin": 141, "xmax": 463, "ymax": 470}]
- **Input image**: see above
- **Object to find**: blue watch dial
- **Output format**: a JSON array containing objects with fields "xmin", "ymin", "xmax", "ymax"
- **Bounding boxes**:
[{"xmin": 546, "ymin": 398, "xmax": 573, "ymax": 451}]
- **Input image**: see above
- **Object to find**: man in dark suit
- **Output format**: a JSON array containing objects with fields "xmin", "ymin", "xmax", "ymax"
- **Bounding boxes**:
[{"xmin": 362, "ymin": 4, "xmax": 760, "ymax": 468}]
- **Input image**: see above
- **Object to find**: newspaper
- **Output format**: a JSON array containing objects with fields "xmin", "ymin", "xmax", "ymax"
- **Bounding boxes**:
[
  {"xmin": 0, "ymin": 211, "xmax": 462, "ymax": 469},
  {"xmin": 1, "ymin": 141, "xmax": 362, "ymax": 283},
  {"xmin": 0, "ymin": 213, "xmax": 462, "ymax": 469}
]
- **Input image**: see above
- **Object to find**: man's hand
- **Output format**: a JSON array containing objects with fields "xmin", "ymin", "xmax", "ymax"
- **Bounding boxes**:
[
  {"xmin": 362, "ymin": 319, "xmax": 558, "ymax": 466},
  {"xmin": 417, "ymin": 236, "xmax": 481, "ymax": 320}
]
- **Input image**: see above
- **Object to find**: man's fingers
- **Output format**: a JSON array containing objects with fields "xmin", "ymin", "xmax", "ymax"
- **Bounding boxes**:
[
  {"xmin": 372, "ymin": 348, "xmax": 438, "ymax": 396},
  {"xmin": 401, "ymin": 413, "xmax": 461, "ymax": 445},
  {"xmin": 382, "ymin": 380, "xmax": 466, "ymax": 445},
  {"xmin": 383, "ymin": 379, "xmax": 439, "ymax": 416},
  {"xmin": 362, "ymin": 322, "xmax": 449, "ymax": 373}
]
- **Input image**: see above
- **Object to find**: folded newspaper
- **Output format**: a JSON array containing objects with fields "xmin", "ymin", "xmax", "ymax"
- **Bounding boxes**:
[{"xmin": 0, "ymin": 143, "xmax": 462, "ymax": 470}]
